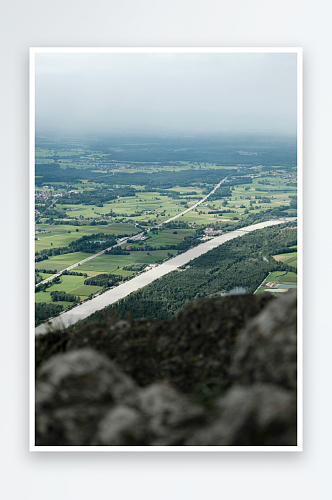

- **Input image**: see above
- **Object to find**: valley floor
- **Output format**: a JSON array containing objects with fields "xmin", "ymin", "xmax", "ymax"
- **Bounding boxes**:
[{"xmin": 35, "ymin": 218, "xmax": 295, "ymax": 334}]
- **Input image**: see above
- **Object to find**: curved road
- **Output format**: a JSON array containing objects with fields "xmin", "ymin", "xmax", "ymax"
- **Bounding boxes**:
[{"xmin": 35, "ymin": 217, "xmax": 296, "ymax": 335}]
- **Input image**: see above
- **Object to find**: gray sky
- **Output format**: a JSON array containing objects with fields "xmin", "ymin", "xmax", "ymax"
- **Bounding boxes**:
[{"xmin": 35, "ymin": 52, "xmax": 297, "ymax": 135}]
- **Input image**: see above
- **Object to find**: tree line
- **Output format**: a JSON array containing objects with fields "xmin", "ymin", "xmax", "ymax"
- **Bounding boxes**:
[
  {"xmin": 84, "ymin": 273, "xmax": 123, "ymax": 288},
  {"xmin": 35, "ymin": 232, "xmax": 118, "ymax": 260},
  {"xmin": 84, "ymin": 222, "xmax": 297, "ymax": 323}
]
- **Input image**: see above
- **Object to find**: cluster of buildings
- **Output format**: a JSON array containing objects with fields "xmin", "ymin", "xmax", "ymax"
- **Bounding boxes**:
[
  {"xmin": 35, "ymin": 188, "xmax": 79, "ymax": 203},
  {"xmin": 265, "ymin": 282, "xmax": 279, "ymax": 288},
  {"xmin": 143, "ymin": 210, "xmax": 164, "ymax": 215},
  {"xmin": 204, "ymin": 228, "xmax": 223, "ymax": 236},
  {"xmin": 130, "ymin": 234, "xmax": 147, "ymax": 242},
  {"xmin": 35, "ymin": 191, "xmax": 53, "ymax": 202},
  {"xmin": 269, "ymin": 171, "xmax": 297, "ymax": 180}
]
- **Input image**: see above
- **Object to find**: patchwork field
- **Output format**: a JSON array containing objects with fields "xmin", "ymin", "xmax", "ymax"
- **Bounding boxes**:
[
  {"xmin": 35, "ymin": 222, "xmax": 137, "ymax": 252},
  {"xmin": 77, "ymin": 250, "xmax": 175, "ymax": 274},
  {"xmin": 35, "ymin": 252, "xmax": 94, "ymax": 273},
  {"xmin": 71, "ymin": 285, "xmax": 102, "ymax": 296},
  {"xmin": 256, "ymin": 270, "xmax": 297, "ymax": 296},
  {"xmin": 36, "ymin": 173, "xmax": 296, "ymax": 232},
  {"xmin": 35, "ymin": 141, "xmax": 297, "ymax": 325},
  {"xmin": 35, "ymin": 274, "xmax": 102, "ymax": 307},
  {"xmin": 134, "ymin": 228, "xmax": 195, "ymax": 247},
  {"xmin": 273, "ymin": 251, "xmax": 297, "ymax": 268}
]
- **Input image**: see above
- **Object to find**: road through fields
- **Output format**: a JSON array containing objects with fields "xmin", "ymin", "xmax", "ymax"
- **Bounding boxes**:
[
  {"xmin": 35, "ymin": 217, "xmax": 296, "ymax": 335},
  {"xmin": 35, "ymin": 176, "xmax": 228, "ymax": 286}
]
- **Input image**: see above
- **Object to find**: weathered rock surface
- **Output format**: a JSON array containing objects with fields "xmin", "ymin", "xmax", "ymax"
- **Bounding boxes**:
[
  {"xmin": 36, "ymin": 293, "xmax": 273, "ymax": 394},
  {"xmin": 36, "ymin": 348, "xmax": 137, "ymax": 407},
  {"xmin": 186, "ymin": 383, "xmax": 297, "ymax": 446},
  {"xmin": 92, "ymin": 406, "xmax": 148, "ymax": 446},
  {"xmin": 230, "ymin": 290, "xmax": 297, "ymax": 390},
  {"xmin": 138, "ymin": 383, "xmax": 206, "ymax": 445},
  {"xmin": 35, "ymin": 291, "xmax": 297, "ymax": 446},
  {"xmin": 35, "ymin": 349, "xmax": 138, "ymax": 446}
]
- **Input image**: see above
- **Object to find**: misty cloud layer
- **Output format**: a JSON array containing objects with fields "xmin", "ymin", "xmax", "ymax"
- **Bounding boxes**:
[{"xmin": 35, "ymin": 52, "xmax": 297, "ymax": 136}]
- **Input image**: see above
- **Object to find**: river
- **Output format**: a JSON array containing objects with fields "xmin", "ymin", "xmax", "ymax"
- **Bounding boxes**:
[{"xmin": 35, "ymin": 218, "xmax": 295, "ymax": 335}]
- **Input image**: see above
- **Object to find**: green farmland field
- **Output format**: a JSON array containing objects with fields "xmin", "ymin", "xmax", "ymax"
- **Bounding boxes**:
[
  {"xmin": 35, "ymin": 274, "xmax": 97, "ymax": 306},
  {"xmin": 35, "ymin": 140, "xmax": 297, "ymax": 325},
  {"xmin": 256, "ymin": 270, "xmax": 297, "ymax": 295},
  {"xmin": 268, "ymin": 271, "xmax": 297, "ymax": 283},
  {"xmin": 145, "ymin": 228, "xmax": 195, "ymax": 246},
  {"xmin": 273, "ymin": 251, "xmax": 297, "ymax": 268},
  {"xmin": 35, "ymin": 222, "xmax": 137, "ymax": 252},
  {"xmin": 35, "ymin": 252, "xmax": 94, "ymax": 272},
  {"xmin": 35, "ymin": 274, "xmax": 103, "ymax": 307},
  {"xmin": 39, "ymin": 274, "xmax": 85, "ymax": 292},
  {"xmin": 77, "ymin": 250, "xmax": 174, "ymax": 274},
  {"xmin": 70, "ymin": 285, "xmax": 102, "ymax": 296}
]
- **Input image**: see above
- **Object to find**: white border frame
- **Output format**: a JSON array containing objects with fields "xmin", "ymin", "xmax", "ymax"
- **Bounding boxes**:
[{"xmin": 29, "ymin": 47, "xmax": 303, "ymax": 452}]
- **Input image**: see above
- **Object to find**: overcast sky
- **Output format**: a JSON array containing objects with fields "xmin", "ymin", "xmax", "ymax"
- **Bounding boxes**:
[{"xmin": 35, "ymin": 52, "xmax": 297, "ymax": 136}]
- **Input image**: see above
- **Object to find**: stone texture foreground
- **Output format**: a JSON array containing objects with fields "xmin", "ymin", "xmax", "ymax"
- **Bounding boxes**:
[{"xmin": 35, "ymin": 290, "xmax": 297, "ymax": 446}]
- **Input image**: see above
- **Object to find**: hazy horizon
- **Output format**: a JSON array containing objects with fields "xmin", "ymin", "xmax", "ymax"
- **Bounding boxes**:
[{"xmin": 35, "ymin": 52, "xmax": 297, "ymax": 136}]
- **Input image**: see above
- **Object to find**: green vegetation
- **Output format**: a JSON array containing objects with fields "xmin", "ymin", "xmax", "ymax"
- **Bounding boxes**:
[
  {"xmin": 84, "ymin": 273, "xmax": 123, "ymax": 287},
  {"xmin": 50, "ymin": 291, "xmax": 78, "ymax": 302},
  {"xmin": 34, "ymin": 252, "xmax": 94, "ymax": 272},
  {"xmin": 35, "ymin": 223, "xmax": 136, "ymax": 252},
  {"xmin": 35, "ymin": 302, "xmax": 64, "ymax": 327},
  {"xmin": 70, "ymin": 285, "xmax": 102, "ymax": 296},
  {"xmin": 256, "ymin": 270, "xmax": 297, "ymax": 296},
  {"xmin": 35, "ymin": 136, "xmax": 297, "ymax": 326},
  {"xmin": 35, "ymin": 268, "xmax": 57, "ymax": 274},
  {"xmin": 35, "ymin": 270, "xmax": 43, "ymax": 285},
  {"xmin": 35, "ymin": 232, "xmax": 117, "ymax": 261},
  {"xmin": 123, "ymin": 263, "xmax": 147, "ymax": 272},
  {"xmin": 273, "ymin": 251, "xmax": 297, "ymax": 268},
  {"xmin": 84, "ymin": 223, "xmax": 297, "ymax": 323}
]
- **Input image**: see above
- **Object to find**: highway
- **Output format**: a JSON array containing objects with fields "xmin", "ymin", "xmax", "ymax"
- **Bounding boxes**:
[{"xmin": 35, "ymin": 217, "xmax": 296, "ymax": 335}]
